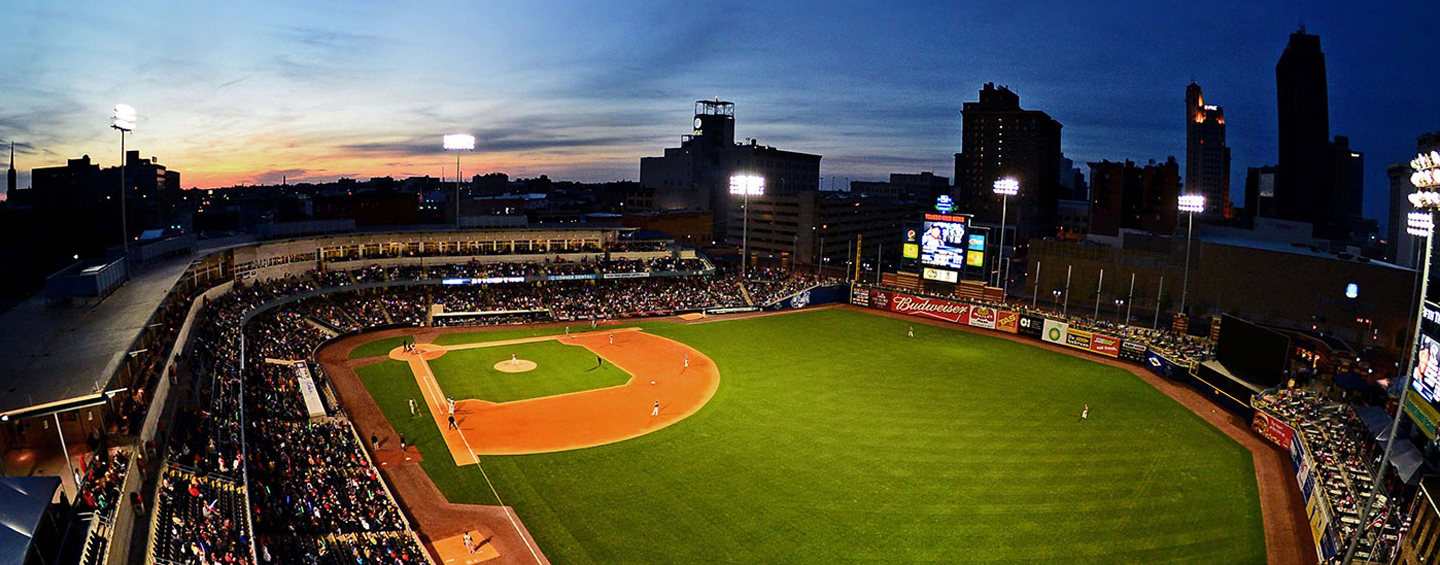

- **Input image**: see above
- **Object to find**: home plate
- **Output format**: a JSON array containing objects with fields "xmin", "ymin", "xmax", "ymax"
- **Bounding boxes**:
[{"xmin": 433, "ymin": 530, "xmax": 500, "ymax": 564}]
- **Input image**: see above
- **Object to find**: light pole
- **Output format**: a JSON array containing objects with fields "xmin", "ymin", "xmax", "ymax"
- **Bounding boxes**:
[
  {"xmin": 1178, "ymin": 194, "xmax": 1206, "ymax": 318},
  {"xmin": 993, "ymin": 178, "xmax": 1019, "ymax": 293},
  {"xmin": 112, "ymin": 104, "xmax": 135, "ymax": 258},
  {"xmin": 730, "ymin": 174, "xmax": 765, "ymax": 277},
  {"xmin": 443, "ymin": 134, "xmax": 475, "ymax": 230},
  {"xmin": 1341, "ymin": 205, "xmax": 1437, "ymax": 564}
]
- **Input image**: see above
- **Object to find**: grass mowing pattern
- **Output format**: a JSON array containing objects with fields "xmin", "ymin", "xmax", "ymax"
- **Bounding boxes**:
[
  {"xmin": 349, "ymin": 336, "xmax": 412, "ymax": 359},
  {"xmin": 427, "ymin": 341, "xmax": 632, "ymax": 403},
  {"xmin": 357, "ymin": 309, "xmax": 1265, "ymax": 564},
  {"xmin": 431, "ymin": 321, "xmax": 666, "ymax": 346}
]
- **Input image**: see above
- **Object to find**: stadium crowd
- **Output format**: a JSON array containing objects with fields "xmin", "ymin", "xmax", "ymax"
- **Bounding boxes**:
[{"xmin": 1254, "ymin": 388, "xmax": 1405, "ymax": 561}]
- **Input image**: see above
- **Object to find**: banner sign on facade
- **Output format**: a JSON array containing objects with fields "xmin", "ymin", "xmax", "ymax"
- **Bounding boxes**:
[
  {"xmin": 1017, "ymin": 314, "xmax": 1045, "ymax": 338},
  {"xmin": 1042, "ymin": 319, "xmax": 1068, "ymax": 345},
  {"xmin": 996, "ymin": 310, "xmax": 1020, "ymax": 334}
]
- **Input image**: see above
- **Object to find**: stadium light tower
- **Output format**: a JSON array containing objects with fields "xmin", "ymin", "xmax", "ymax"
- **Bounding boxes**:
[
  {"xmin": 1342, "ymin": 172, "xmax": 1440, "ymax": 564},
  {"xmin": 112, "ymin": 104, "xmax": 136, "ymax": 258},
  {"xmin": 993, "ymin": 178, "xmax": 1019, "ymax": 292},
  {"xmin": 443, "ymin": 134, "xmax": 476, "ymax": 230},
  {"xmin": 1177, "ymin": 193, "xmax": 1205, "ymax": 317},
  {"xmin": 730, "ymin": 174, "xmax": 765, "ymax": 276}
]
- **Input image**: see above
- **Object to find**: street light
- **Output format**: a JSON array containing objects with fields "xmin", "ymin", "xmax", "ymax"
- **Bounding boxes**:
[
  {"xmin": 112, "ymin": 104, "xmax": 135, "ymax": 258},
  {"xmin": 443, "ymin": 134, "xmax": 475, "ymax": 230},
  {"xmin": 993, "ymin": 178, "xmax": 1019, "ymax": 292},
  {"xmin": 1177, "ymin": 193, "xmax": 1205, "ymax": 317},
  {"xmin": 730, "ymin": 174, "xmax": 765, "ymax": 277}
]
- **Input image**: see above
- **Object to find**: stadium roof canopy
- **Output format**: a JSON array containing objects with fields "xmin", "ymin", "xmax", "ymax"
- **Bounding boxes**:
[
  {"xmin": 0, "ymin": 476, "xmax": 60, "ymax": 565},
  {"xmin": 0, "ymin": 255, "xmax": 193, "ymax": 418}
]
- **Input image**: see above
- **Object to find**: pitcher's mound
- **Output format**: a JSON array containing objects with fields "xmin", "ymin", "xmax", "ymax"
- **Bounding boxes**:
[{"xmin": 494, "ymin": 359, "xmax": 537, "ymax": 373}]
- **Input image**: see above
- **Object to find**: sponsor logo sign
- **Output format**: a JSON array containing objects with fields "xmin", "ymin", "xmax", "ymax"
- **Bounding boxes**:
[
  {"xmin": 601, "ymin": 272, "xmax": 651, "ymax": 279},
  {"xmin": 1089, "ymin": 333, "xmax": 1121, "ymax": 358},
  {"xmin": 872, "ymin": 289, "xmax": 891, "ymax": 309},
  {"xmin": 1017, "ymin": 314, "xmax": 1045, "ymax": 337},
  {"xmin": 922, "ymin": 267, "xmax": 959, "ymax": 283},
  {"xmin": 888, "ymin": 294, "xmax": 971, "ymax": 324},
  {"xmin": 1251, "ymin": 410, "xmax": 1297, "ymax": 448},
  {"xmin": 968, "ymin": 306, "xmax": 997, "ymax": 330},
  {"xmin": 996, "ymin": 310, "xmax": 1019, "ymax": 334},
  {"xmin": 1042, "ymin": 319, "xmax": 1068, "ymax": 344},
  {"xmin": 789, "ymin": 291, "xmax": 812, "ymax": 309},
  {"xmin": 547, "ymin": 273, "xmax": 597, "ymax": 281},
  {"xmin": 851, "ymin": 287, "xmax": 871, "ymax": 307},
  {"xmin": 1064, "ymin": 328, "xmax": 1093, "ymax": 350},
  {"xmin": 1119, "ymin": 339, "xmax": 1147, "ymax": 362},
  {"xmin": 1404, "ymin": 390, "xmax": 1440, "ymax": 440}
]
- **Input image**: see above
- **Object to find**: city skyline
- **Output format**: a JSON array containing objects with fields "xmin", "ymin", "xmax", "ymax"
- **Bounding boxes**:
[{"xmin": 2, "ymin": 0, "xmax": 1437, "ymax": 224}]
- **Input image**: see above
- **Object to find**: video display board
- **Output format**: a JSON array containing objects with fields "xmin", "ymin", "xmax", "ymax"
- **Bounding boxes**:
[
  {"xmin": 918, "ymin": 220, "xmax": 969, "ymax": 270},
  {"xmin": 1412, "ymin": 333, "xmax": 1440, "ymax": 404}
]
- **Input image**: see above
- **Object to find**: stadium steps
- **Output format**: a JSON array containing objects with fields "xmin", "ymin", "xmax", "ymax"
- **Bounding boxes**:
[
  {"xmin": 738, "ymin": 282, "xmax": 755, "ymax": 307},
  {"xmin": 377, "ymin": 299, "xmax": 395, "ymax": 324},
  {"xmin": 304, "ymin": 317, "xmax": 342, "ymax": 337}
]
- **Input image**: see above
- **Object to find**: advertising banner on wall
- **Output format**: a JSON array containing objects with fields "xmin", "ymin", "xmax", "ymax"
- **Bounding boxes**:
[
  {"xmin": 851, "ymin": 287, "xmax": 872, "ymax": 307},
  {"xmin": 766, "ymin": 285, "xmax": 845, "ymax": 311},
  {"xmin": 996, "ymin": 310, "xmax": 1020, "ymax": 334},
  {"xmin": 1042, "ymin": 319, "xmax": 1068, "ymax": 345},
  {"xmin": 1089, "ymin": 333, "xmax": 1121, "ymax": 358},
  {"xmin": 1017, "ymin": 314, "xmax": 1045, "ymax": 338},
  {"xmin": 1251, "ymin": 410, "xmax": 1297, "ymax": 449},
  {"xmin": 886, "ymin": 293, "xmax": 972, "ymax": 324},
  {"xmin": 1119, "ymin": 339, "xmax": 1148, "ymax": 362},
  {"xmin": 968, "ymin": 306, "xmax": 998, "ymax": 330},
  {"xmin": 1064, "ymin": 328, "xmax": 1093, "ymax": 350},
  {"xmin": 1145, "ymin": 350, "xmax": 1183, "ymax": 380}
]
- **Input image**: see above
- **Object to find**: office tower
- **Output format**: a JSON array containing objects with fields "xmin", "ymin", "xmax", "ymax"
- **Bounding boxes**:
[
  {"xmin": 953, "ymin": 82, "xmax": 1063, "ymax": 240},
  {"xmin": 1185, "ymin": 82, "xmax": 1230, "ymax": 217}
]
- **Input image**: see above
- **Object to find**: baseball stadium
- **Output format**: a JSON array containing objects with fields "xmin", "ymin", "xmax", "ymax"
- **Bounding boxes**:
[{"xmin": 0, "ymin": 226, "xmax": 1377, "ymax": 565}]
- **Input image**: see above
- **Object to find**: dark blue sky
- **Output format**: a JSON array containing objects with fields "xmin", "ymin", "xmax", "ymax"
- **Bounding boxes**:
[{"xmin": 1, "ymin": 0, "xmax": 1436, "ymax": 224}]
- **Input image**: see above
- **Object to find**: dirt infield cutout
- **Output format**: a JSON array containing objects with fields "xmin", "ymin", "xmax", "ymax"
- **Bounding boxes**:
[{"xmin": 397, "ymin": 328, "xmax": 720, "ymax": 463}]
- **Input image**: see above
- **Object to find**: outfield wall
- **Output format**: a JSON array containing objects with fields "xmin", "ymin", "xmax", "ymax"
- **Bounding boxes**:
[{"xmin": 849, "ymin": 286, "xmax": 1255, "ymax": 416}]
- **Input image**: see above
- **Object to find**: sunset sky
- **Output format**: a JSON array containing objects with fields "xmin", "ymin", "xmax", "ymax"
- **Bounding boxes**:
[{"xmin": 1, "ymin": 0, "xmax": 1437, "ymax": 221}]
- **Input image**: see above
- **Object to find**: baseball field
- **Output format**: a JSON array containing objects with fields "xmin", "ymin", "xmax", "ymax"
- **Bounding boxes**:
[{"xmin": 346, "ymin": 308, "xmax": 1266, "ymax": 564}]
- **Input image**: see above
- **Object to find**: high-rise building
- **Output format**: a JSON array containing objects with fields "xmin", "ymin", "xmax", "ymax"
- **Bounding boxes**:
[
  {"xmin": 1387, "ymin": 132, "xmax": 1440, "ymax": 267},
  {"xmin": 1087, "ymin": 157, "xmax": 1180, "ymax": 237},
  {"xmin": 1185, "ymin": 82, "xmax": 1230, "ymax": 218},
  {"xmin": 1332, "ymin": 135, "xmax": 1364, "ymax": 223},
  {"xmin": 953, "ymin": 83, "xmax": 1063, "ymax": 241},
  {"xmin": 1275, "ymin": 29, "xmax": 1343, "ymax": 239},
  {"xmin": 639, "ymin": 100, "xmax": 821, "ymax": 244},
  {"xmin": 1244, "ymin": 165, "xmax": 1279, "ymax": 221},
  {"xmin": 6, "ymin": 142, "xmax": 15, "ymax": 197}
]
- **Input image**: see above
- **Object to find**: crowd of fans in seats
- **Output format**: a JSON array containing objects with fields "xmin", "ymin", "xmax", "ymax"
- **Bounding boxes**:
[
  {"xmin": 77, "ymin": 448, "xmax": 130, "ymax": 518},
  {"xmin": 1254, "ymin": 388, "xmax": 1406, "ymax": 561},
  {"xmin": 153, "ymin": 469, "xmax": 251, "ymax": 564},
  {"xmin": 256, "ymin": 532, "xmax": 428, "ymax": 565},
  {"xmin": 742, "ymin": 269, "xmax": 828, "ymax": 306},
  {"xmin": 153, "ymin": 270, "xmax": 429, "ymax": 564}
]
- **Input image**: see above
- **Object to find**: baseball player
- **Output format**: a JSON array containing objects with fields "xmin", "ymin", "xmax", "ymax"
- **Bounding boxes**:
[
  {"xmin": 1082, "ymin": 404, "xmax": 1089, "ymax": 420},
  {"xmin": 908, "ymin": 325, "xmax": 914, "ymax": 338},
  {"xmin": 652, "ymin": 400, "xmax": 660, "ymax": 416}
]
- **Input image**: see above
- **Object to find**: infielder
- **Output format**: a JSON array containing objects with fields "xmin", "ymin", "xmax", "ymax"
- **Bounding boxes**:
[{"xmin": 652, "ymin": 400, "xmax": 660, "ymax": 416}]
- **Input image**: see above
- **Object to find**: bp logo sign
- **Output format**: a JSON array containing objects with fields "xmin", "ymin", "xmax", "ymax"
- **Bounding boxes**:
[
  {"xmin": 790, "ymin": 291, "xmax": 811, "ymax": 309},
  {"xmin": 1048, "ymin": 327, "xmax": 1062, "ymax": 341}
]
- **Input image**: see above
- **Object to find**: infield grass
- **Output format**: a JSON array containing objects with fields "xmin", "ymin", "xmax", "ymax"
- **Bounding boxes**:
[
  {"xmin": 427, "ymin": 341, "xmax": 632, "ymax": 403},
  {"xmin": 354, "ymin": 308, "xmax": 1266, "ymax": 564}
]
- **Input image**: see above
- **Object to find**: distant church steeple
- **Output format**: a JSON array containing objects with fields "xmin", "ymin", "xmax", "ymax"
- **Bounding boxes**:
[{"xmin": 6, "ymin": 142, "xmax": 15, "ymax": 196}]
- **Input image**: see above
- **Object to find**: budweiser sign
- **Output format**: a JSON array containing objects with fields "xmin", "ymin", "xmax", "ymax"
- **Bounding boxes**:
[{"xmin": 890, "ymin": 294, "xmax": 971, "ymax": 324}]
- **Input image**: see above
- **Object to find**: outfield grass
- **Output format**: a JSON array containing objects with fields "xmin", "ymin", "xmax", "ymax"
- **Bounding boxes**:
[
  {"xmin": 349, "ymin": 336, "xmax": 412, "ymax": 359},
  {"xmin": 427, "ymin": 341, "xmax": 632, "ymax": 403},
  {"xmin": 356, "ymin": 309, "xmax": 1265, "ymax": 564}
]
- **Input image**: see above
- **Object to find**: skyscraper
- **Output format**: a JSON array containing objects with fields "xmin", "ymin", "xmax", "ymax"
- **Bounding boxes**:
[
  {"xmin": 954, "ymin": 83, "xmax": 1063, "ymax": 240},
  {"xmin": 6, "ymin": 142, "xmax": 15, "ymax": 197},
  {"xmin": 1275, "ymin": 29, "xmax": 1341, "ymax": 239},
  {"xmin": 1184, "ymin": 82, "xmax": 1229, "ymax": 218}
]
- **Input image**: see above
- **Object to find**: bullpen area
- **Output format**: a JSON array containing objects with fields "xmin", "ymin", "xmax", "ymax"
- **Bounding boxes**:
[{"xmin": 331, "ymin": 308, "xmax": 1266, "ymax": 564}]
